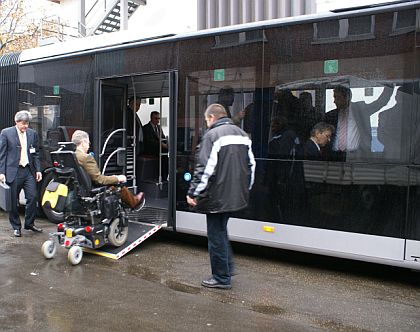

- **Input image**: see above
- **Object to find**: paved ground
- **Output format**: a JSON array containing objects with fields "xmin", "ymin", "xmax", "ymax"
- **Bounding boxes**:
[{"xmin": 0, "ymin": 212, "xmax": 419, "ymax": 331}]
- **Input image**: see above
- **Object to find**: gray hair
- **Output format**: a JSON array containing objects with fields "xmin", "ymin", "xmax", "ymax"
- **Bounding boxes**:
[
  {"xmin": 71, "ymin": 130, "xmax": 90, "ymax": 146},
  {"xmin": 204, "ymin": 103, "xmax": 227, "ymax": 120},
  {"xmin": 310, "ymin": 122, "xmax": 335, "ymax": 137},
  {"xmin": 14, "ymin": 111, "xmax": 32, "ymax": 123}
]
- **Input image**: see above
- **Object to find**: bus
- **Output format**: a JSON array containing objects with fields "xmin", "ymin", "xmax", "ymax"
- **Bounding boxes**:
[{"xmin": 0, "ymin": 0, "xmax": 419, "ymax": 270}]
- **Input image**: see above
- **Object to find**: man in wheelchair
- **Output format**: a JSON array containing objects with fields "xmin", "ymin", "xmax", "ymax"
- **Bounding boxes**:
[{"xmin": 41, "ymin": 130, "xmax": 145, "ymax": 265}]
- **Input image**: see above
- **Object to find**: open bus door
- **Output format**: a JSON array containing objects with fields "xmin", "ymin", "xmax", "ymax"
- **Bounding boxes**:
[{"xmin": 91, "ymin": 72, "xmax": 176, "ymax": 259}]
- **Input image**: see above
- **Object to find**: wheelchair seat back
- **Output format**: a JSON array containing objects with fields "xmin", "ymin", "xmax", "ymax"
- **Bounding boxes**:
[{"xmin": 50, "ymin": 149, "xmax": 92, "ymax": 196}]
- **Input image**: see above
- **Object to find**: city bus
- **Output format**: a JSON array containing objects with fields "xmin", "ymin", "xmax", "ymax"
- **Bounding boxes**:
[{"xmin": 0, "ymin": 0, "xmax": 419, "ymax": 269}]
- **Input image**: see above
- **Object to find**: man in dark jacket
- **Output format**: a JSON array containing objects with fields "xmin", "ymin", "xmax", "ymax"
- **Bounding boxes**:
[
  {"xmin": 186, "ymin": 103, "xmax": 256, "ymax": 289},
  {"xmin": 0, "ymin": 111, "xmax": 43, "ymax": 237}
]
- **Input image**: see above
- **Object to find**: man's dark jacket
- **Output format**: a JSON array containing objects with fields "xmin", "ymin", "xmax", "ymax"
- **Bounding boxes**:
[{"xmin": 188, "ymin": 117, "xmax": 255, "ymax": 213}]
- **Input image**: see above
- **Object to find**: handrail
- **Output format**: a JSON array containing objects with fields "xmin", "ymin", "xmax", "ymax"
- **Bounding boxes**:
[
  {"xmin": 102, "ymin": 147, "xmax": 125, "ymax": 175},
  {"xmin": 100, "ymin": 128, "xmax": 126, "ymax": 158}
]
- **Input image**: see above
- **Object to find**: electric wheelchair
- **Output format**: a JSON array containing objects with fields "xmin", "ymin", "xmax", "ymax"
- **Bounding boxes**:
[{"xmin": 41, "ymin": 142, "xmax": 142, "ymax": 265}]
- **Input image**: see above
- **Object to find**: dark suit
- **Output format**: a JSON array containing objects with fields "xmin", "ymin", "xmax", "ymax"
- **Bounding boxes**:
[
  {"xmin": 126, "ymin": 107, "xmax": 143, "ymax": 155},
  {"xmin": 0, "ymin": 127, "xmax": 41, "ymax": 230},
  {"xmin": 304, "ymin": 139, "xmax": 321, "ymax": 160},
  {"xmin": 142, "ymin": 122, "xmax": 166, "ymax": 157}
]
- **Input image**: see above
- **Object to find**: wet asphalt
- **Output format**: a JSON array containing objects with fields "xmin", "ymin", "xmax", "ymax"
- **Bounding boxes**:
[{"xmin": 0, "ymin": 211, "xmax": 419, "ymax": 332}]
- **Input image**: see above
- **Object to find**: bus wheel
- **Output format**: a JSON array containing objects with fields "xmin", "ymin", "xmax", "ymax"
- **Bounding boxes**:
[{"xmin": 40, "ymin": 172, "xmax": 65, "ymax": 224}]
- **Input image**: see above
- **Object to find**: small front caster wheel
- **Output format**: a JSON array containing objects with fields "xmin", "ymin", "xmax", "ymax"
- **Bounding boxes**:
[
  {"xmin": 68, "ymin": 246, "xmax": 83, "ymax": 265},
  {"xmin": 42, "ymin": 240, "xmax": 57, "ymax": 259}
]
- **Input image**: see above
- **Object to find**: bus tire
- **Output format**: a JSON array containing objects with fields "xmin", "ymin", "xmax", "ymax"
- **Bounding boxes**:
[{"xmin": 40, "ymin": 172, "xmax": 65, "ymax": 224}]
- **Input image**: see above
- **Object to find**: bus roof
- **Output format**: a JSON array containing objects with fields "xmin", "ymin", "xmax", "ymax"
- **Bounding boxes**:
[{"xmin": 19, "ymin": 0, "xmax": 419, "ymax": 65}]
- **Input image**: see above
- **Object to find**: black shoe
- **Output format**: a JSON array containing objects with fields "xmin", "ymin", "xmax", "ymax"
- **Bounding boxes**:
[
  {"xmin": 201, "ymin": 277, "xmax": 231, "ymax": 289},
  {"xmin": 24, "ymin": 225, "xmax": 43, "ymax": 233},
  {"xmin": 14, "ymin": 229, "xmax": 21, "ymax": 237}
]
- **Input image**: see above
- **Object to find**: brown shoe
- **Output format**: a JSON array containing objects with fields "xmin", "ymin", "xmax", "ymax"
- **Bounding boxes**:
[{"xmin": 120, "ymin": 187, "xmax": 145, "ymax": 209}]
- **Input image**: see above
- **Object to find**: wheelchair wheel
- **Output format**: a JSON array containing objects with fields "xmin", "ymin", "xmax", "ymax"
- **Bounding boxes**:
[
  {"xmin": 41, "ymin": 240, "xmax": 57, "ymax": 259},
  {"xmin": 108, "ymin": 219, "xmax": 128, "ymax": 247},
  {"xmin": 68, "ymin": 246, "xmax": 83, "ymax": 265}
]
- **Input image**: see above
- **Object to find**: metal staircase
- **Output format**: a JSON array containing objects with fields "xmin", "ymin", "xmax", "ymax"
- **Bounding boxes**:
[{"xmin": 86, "ymin": 0, "xmax": 146, "ymax": 36}]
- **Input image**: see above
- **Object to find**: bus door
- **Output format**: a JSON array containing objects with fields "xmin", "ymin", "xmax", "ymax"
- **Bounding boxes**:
[{"xmin": 97, "ymin": 83, "xmax": 130, "ymax": 183}]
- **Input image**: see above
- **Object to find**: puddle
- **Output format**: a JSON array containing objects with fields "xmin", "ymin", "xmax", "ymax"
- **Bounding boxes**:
[
  {"xmin": 165, "ymin": 279, "xmax": 201, "ymax": 294},
  {"xmin": 251, "ymin": 304, "xmax": 285, "ymax": 316}
]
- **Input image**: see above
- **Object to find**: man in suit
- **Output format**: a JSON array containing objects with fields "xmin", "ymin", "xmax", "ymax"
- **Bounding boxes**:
[
  {"xmin": 71, "ymin": 130, "xmax": 144, "ymax": 209},
  {"xmin": 304, "ymin": 122, "xmax": 335, "ymax": 160},
  {"xmin": 324, "ymin": 85, "xmax": 392, "ymax": 161},
  {"xmin": 126, "ymin": 96, "xmax": 144, "ymax": 155},
  {"xmin": 142, "ymin": 111, "xmax": 167, "ymax": 157},
  {"xmin": 0, "ymin": 111, "xmax": 43, "ymax": 237}
]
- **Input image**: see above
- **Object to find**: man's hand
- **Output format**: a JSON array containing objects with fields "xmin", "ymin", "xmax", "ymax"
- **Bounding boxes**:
[
  {"xmin": 0, "ymin": 174, "xmax": 5, "ymax": 183},
  {"xmin": 117, "ymin": 175, "xmax": 127, "ymax": 183},
  {"xmin": 36, "ymin": 172, "xmax": 42, "ymax": 182},
  {"xmin": 186, "ymin": 195, "xmax": 197, "ymax": 207}
]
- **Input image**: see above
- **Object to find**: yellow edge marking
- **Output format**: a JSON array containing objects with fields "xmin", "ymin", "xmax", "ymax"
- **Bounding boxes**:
[{"xmin": 83, "ymin": 248, "xmax": 118, "ymax": 260}]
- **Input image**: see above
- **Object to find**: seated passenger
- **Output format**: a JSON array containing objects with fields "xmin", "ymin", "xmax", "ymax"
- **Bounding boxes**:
[
  {"xmin": 71, "ymin": 130, "xmax": 144, "ymax": 209},
  {"xmin": 303, "ymin": 122, "xmax": 334, "ymax": 160}
]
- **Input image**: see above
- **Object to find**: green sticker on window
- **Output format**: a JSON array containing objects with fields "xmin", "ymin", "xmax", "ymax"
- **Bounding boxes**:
[
  {"xmin": 53, "ymin": 85, "xmax": 60, "ymax": 95},
  {"xmin": 324, "ymin": 60, "xmax": 338, "ymax": 74},
  {"xmin": 213, "ymin": 69, "xmax": 225, "ymax": 81}
]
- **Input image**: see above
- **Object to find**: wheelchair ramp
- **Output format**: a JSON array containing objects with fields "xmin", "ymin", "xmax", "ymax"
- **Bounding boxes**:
[{"xmin": 84, "ymin": 220, "xmax": 165, "ymax": 260}]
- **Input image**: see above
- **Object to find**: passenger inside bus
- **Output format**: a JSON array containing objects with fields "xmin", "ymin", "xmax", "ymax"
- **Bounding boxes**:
[
  {"xmin": 142, "ymin": 111, "xmax": 167, "ymax": 157},
  {"xmin": 126, "ymin": 96, "xmax": 144, "ymax": 155},
  {"xmin": 217, "ymin": 86, "xmax": 246, "ymax": 125}
]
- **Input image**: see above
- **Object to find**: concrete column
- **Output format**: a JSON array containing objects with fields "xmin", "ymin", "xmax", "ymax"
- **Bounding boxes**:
[
  {"xmin": 255, "ymin": 0, "xmax": 264, "ymax": 21},
  {"xmin": 78, "ymin": 0, "xmax": 86, "ymax": 36},
  {"xmin": 120, "ymin": 0, "xmax": 128, "ymax": 31},
  {"xmin": 268, "ymin": 0, "xmax": 278, "ymax": 19},
  {"xmin": 291, "ymin": 0, "xmax": 303, "ymax": 16},
  {"xmin": 207, "ymin": 0, "xmax": 217, "ymax": 29},
  {"xmin": 198, "ymin": 0, "xmax": 207, "ymax": 30},
  {"xmin": 305, "ymin": 0, "xmax": 316, "ymax": 14},
  {"xmin": 218, "ymin": 0, "xmax": 228, "ymax": 27},
  {"xmin": 242, "ymin": 0, "xmax": 252, "ymax": 23},
  {"xmin": 230, "ymin": 0, "xmax": 240, "ymax": 25},
  {"xmin": 279, "ymin": 0, "xmax": 291, "ymax": 18}
]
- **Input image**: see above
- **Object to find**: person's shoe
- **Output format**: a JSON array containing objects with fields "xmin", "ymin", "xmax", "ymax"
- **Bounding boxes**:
[
  {"xmin": 201, "ymin": 277, "xmax": 231, "ymax": 289},
  {"xmin": 24, "ymin": 225, "xmax": 43, "ymax": 233},
  {"xmin": 133, "ymin": 192, "xmax": 145, "ymax": 211},
  {"xmin": 14, "ymin": 229, "xmax": 21, "ymax": 237}
]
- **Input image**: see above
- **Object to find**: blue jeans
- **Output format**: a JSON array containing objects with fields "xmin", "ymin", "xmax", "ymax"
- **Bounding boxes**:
[{"xmin": 206, "ymin": 212, "xmax": 234, "ymax": 285}]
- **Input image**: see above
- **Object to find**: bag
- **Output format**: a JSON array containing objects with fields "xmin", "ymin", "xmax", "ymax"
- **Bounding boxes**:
[
  {"xmin": 0, "ymin": 181, "xmax": 12, "ymax": 211},
  {"xmin": 42, "ymin": 181, "xmax": 69, "ymax": 212}
]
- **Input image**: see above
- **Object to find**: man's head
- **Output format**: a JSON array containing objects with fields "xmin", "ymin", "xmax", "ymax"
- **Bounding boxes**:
[
  {"xmin": 218, "ymin": 86, "xmax": 235, "ymax": 107},
  {"xmin": 128, "ymin": 96, "xmax": 141, "ymax": 112},
  {"xmin": 71, "ymin": 130, "xmax": 90, "ymax": 153},
  {"xmin": 150, "ymin": 111, "xmax": 161, "ymax": 126},
  {"xmin": 204, "ymin": 103, "xmax": 228, "ymax": 127},
  {"xmin": 310, "ymin": 122, "xmax": 334, "ymax": 147},
  {"xmin": 270, "ymin": 116, "xmax": 287, "ymax": 134},
  {"xmin": 14, "ymin": 111, "xmax": 32, "ymax": 133},
  {"xmin": 333, "ymin": 86, "xmax": 352, "ymax": 110}
]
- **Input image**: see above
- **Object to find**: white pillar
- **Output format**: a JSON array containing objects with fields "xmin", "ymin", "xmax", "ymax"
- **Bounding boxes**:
[
  {"xmin": 268, "ymin": 0, "xmax": 278, "ymax": 19},
  {"xmin": 230, "ymin": 0, "xmax": 240, "ymax": 25},
  {"xmin": 198, "ymin": 0, "xmax": 207, "ymax": 30},
  {"xmin": 207, "ymin": 0, "xmax": 217, "ymax": 28},
  {"xmin": 291, "ymin": 0, "xmax": 303, "ymax": 16},
  {"xmin": 120, "ymin": 0, "xmax": 128, "ymax": 30},
  {"xmin": 279, "ymin": 0, "xmax": 291, "ymax": 18},
  {"xmin": 218, "ymin": 0, "xmax": 228, "ymax": 27},
  {"xmin": 242, "ymin": 0, "xmax": 252, "ymax": 23},
  {"xmin": 305, "ymin": 0, "xmax": 316, "ymax": 14},
  {"xmin": 255, "ymin": 0, "xmax": 264, "ymax": 21}
]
